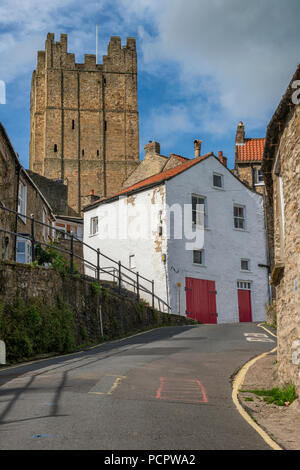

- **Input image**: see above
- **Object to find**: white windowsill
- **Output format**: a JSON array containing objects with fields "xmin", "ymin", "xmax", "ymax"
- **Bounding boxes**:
[{"xmin": 233, "ymin": 228, "xmax": 248, "ymax": 232}]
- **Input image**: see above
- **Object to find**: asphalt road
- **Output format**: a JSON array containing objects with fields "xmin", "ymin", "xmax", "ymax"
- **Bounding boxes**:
[{"xmin": 0, "ymin": 323, "xmax": 276, "ymax": 450}]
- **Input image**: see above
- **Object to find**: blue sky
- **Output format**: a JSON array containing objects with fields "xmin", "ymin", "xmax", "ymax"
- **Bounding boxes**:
[{"xmin": 1, "ymin": 0, "xmax": 300, "ymax": 169}]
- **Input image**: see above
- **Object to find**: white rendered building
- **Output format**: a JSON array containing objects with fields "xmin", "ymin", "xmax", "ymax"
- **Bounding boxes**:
[{"xmin": 83, "ymin": 151, "xmax": 269, "ymax": 324}]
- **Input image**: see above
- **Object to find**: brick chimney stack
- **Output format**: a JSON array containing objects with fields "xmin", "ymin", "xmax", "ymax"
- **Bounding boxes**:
[
  {"xmin": 144, "ymin": 141, "xmax": 161, "ymax": 156},
  {"xmin": 218, "ymin": 151, "xmax": 228, "ymax": 167},
  {"xmin": 235, "ymin": 122, "xmax": 245, "ymax": 144},
  {"xmin": 194, "ymin": 140, "xmax": 202, "ymax": 158}
]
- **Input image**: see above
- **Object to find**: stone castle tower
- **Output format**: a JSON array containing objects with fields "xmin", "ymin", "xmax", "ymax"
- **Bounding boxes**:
[{"xmin": 29, "ymin": 33, "xmax": 140, "ymax": 215}]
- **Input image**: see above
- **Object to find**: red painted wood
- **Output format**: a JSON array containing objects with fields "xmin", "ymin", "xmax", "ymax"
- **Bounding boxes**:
[
  {"xmin": 185, "ymin": 278, "xmax": 217, "ymax": 324},
  {"xmin": 238, "ymin": 289, "xmax": 252, "ymax": 322}
]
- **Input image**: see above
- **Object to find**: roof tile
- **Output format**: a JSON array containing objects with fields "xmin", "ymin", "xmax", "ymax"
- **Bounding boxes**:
[{"xmin": 236, "ymin": 138, "xmax": 265, "ymax": 162}]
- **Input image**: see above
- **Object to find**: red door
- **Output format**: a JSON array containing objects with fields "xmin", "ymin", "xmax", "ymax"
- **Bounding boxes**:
[
  {"xmin": 238, "ymin": 289, "xmax": 252, "ymax": 322},
  {"xmin": 185, "ymin": 278, "xmax": 217, "ymax": 324}
]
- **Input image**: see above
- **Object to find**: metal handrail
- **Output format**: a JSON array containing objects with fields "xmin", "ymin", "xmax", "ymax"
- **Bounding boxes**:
[{"xmin": 0, "ymin": 205, "xmax": 171, "ymax": 312}]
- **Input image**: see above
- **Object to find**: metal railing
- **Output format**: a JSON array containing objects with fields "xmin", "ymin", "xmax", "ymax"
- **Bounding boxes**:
[{"xmin": 0, "ymin": 205, "xmax": 171, "ymax": 313}]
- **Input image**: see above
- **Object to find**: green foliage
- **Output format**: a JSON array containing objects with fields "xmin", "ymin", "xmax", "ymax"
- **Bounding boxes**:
[
  {"xmin": 241, "ymin": 384, "xmax": 297, "ymax": 406},
  {"xmin": 91, "ymin": 282, "xmax": 101, "ymax": 296},
  {"xmin": 0, "ymin": 297, "xmax": 76, "ymax": 363},
  {"xmin": 34, "ymin": 244, "xmax": 79, "ymax": 276}
]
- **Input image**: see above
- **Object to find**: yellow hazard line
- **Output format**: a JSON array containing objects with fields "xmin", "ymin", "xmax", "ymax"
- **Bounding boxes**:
[{"xmin": 232, "ymin": 324, "xmax": 282, "ymax": 450}]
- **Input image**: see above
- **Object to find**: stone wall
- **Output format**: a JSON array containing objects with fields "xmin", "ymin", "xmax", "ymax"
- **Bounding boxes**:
[
  {"xmin": 0, "ymin": 260, "xmax": 194, "ymax": 352},
  {"xmin": 236, "ymin": 163, "xmax": 264, "ymax": 194},
  {"xmin": 29, "ymin": 33, "xmax": 140, "ymax": 215},
  {"xmin": 0, "ymin": 124, "xmax": 54, "ymax": 262},
  {"xmin": 269, "ymin": 105, "xmax": 300, "ymax": 390}
]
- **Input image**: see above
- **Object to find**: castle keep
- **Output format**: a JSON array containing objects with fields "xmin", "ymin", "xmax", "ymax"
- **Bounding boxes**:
[{"xmin": 29, "ymin": 33, "xmax": 140, "ymax": 215}]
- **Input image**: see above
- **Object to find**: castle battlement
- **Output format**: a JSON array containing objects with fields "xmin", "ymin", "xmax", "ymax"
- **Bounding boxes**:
[
  {"xmin": 30, "ymin": 32, "xmax": 139, "ymax": 215},
  {"xmin": 35, "ymin": 33, "xmax": 136, "ymax": 73}
]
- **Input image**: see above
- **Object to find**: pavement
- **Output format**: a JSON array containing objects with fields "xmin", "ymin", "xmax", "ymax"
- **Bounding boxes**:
[{"xmin": 0, "ymin": 323, "xmax": 276, "ymax": 450}]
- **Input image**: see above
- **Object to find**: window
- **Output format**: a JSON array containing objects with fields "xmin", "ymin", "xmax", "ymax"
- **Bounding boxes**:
[
  {"xmin": 129, "ymin": 255, "xmax": 136, "ymax": 269},
  {"xmin": 16, "ymin": 236, "xmax": 32, "ymax": 264},
  {"xmin": 241, "ymin": 259, "xmax": 250, "ymax": 271},
  {"xmin": 18, "ymin": 181, "xmax": 27, "ymax": 223},
  {"xmin": 54, "ymin": 144, "xmax": 57, "ymax": 152},
  {"xmin": 193, "ymin": 250, "xmax": 204, "ymax": 265},
  {"xmin": 234, "ymin": 205, "xmax": 246, "ymax": 230},
  {"xmin": 97, "ymin": 150, "xmax": 99, "ymax": 156},
  {"xmin": 213, "ymin": 173, "xmax": 223, "ymax": 188},
  {"xmin": 72, "ymin": 120, "xmax": 75, "ymax": 130},
  {"xmin": 90, "ymin": 216, "xmax": 98, "ymax": 235},
  {"xmin": 104, "ymin": 121, "xmax": 107, "ymax": 131},
  {"xmin": 192, "ymin": 195, "xmax": 208, "ymax": 227},
  {"xmin": 257, "ymin": 169, "xmax": 264, "ymax": 184},
  {"xmin": 82, "ymin": 149, "xmax": 84, "ymax": 157},
  {"xmin": 237, "ymin": 281, "xmax": 251, "ymax": 290}
]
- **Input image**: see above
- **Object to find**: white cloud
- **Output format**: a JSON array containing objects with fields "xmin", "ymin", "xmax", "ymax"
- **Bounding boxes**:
[{"xmin": 1, "ymin": 0, "xmax": 300, "ymax": 144}]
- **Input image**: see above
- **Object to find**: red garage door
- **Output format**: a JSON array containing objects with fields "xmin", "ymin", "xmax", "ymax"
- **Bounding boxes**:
[
  {"xmin": 237, "ymin": 281, "xmax": 252, "ymax": 322},
  {"xmin": 185, "ymin": 278, "xmax": 217, "ymax": 324}
]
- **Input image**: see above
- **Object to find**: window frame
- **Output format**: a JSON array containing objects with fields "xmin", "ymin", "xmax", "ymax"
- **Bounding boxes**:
[
  {"xmin": 233, "ymin": 204, "xmax": 246, "ymax": 230},
  {"xmin": 18, "ymin": 181, "xmax": 27, "ymax": 223},
  {"xmin": 256, "ymin": 169, "xmax": 264, "ymax": 185},
  {"xmin": 213, "ymin": 172, "xmax": 224, "ymax": 189},
  {"xmin": 16, "ymin": 236, "xmax": 32, "ymax": 264},
  {"xmin": 193, "ymin": 249, "xmax": 205, "ymax": 266},
  {"xmin": 129, "ymin": 254, "xmax": 136, "ymax": 270},
  {"xmin": 240, "ymin": 259, "xmax": 250, "ymax": 272},
  {"xmin": 237, "ymin": 281, "xmax": 251, "ymax": 290},
  {"xmin": 192, "ymin": 194, "xmax": 208, "ymax": 228},
  {"xmin": 90, "ymin": 216, "xmax": 99, "ymax": 236}
]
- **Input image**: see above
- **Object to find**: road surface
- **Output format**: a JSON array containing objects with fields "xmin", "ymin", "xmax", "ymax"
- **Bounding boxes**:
[{"xmin": 0, "ymin": 323, "xmax": 276, "ymax": 450}]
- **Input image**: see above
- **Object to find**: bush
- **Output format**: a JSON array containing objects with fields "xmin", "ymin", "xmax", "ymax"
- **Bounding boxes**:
[{"xmin": 0, "ymin": 297, "xmax": 76, "ymax": 363}]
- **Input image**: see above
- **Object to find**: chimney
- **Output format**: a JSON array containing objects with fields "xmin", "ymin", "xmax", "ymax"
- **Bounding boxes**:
[
  {"xmin": 235, "ymin": 121, "xmax": 245, "ymax": 144},
  {"xmin": 194, "ymin": 140, "xmax": 202, "ymax": 158},
  {"xmin": 218, "ymin": 151, "xmax": 228, "ymax": 168},
  {"xmin": 144, "ymin": 141, "xmax": 160, "ymax": 156}
]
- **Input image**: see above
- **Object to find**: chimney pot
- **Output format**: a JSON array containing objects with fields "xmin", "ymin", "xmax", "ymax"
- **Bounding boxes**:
[
  {"xmin": 194, "ymin": 140, "xmax": 202, "ymax": 158},
  {"xmin": 90, "ymin": 189, "xmax": 94, "ymax": 195}
]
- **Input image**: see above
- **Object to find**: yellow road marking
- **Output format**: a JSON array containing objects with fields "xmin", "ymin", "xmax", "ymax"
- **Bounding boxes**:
[
  {"xmin": 257, "ymin": 323, "xmax": 277, "ymax": 338},
  {"xmin": 88, "ymin": 376, "xmax": 127, "ymax": 397},
  {"xmin": 232, "ymin": 324, "xmax": 281, "ymax": 451},
  {"xmin": 107, "ymin": 376, "xmax": 126, "ymax": 395}
]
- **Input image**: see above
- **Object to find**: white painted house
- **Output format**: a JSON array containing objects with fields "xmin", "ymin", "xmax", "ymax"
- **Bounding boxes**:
[{"xmin": 83, "ymin": 151, "xmax": 269, "ymax": 324}]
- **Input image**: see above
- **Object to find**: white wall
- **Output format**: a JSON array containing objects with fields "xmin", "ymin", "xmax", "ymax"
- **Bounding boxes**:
[
  {"xmin": 83, "ymin": 186, "xmax": 169, "ymax": 310},
  {"xmin": 84, "ymin": 155, "xmax": 269, "ymax": 323},
  {"xmin": 165, "ymin": 156, "xmax": 269, "ymax": 323}
]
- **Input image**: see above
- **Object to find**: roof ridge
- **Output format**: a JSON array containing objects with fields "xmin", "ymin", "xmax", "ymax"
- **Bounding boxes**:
[{"xmin": 85, "ymin": 153, "xmax": 214, "ymax": 210}]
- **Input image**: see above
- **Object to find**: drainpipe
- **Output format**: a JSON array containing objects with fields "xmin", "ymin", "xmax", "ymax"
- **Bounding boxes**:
[{"xmin": 14, "ymin": 165, "xmax": 21, "ymax": 261}]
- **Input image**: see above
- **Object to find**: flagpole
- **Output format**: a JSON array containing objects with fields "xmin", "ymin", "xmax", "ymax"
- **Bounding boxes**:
[{"xmin": 96, "ymin": 24, "xmax": 98, "ymax": 64}]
